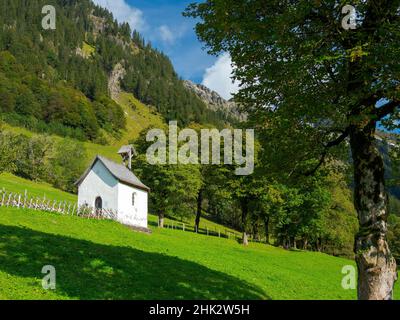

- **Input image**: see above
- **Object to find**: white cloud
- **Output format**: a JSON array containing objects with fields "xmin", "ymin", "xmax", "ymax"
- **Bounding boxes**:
[
  {"xmin": 92, "ymin": 0, "xmax": 145, "ymax": 32},
  {"xmin": 202, "ymin": 53, "xmax": 240, "ymax": 100},
  {"xmin": 159, "ymin": 25, "xmax": 175, "ymax": 45}
]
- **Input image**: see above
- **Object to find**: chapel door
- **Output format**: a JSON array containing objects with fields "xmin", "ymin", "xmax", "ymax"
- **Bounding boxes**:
[{"xmin": 95, "ymin": 196, "xmax": 102, "ymax": 214}]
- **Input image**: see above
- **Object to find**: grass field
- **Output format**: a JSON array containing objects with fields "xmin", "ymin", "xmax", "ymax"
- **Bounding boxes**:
[
  {"xmin": 0, "ymin": 173, "xmax": 76, "ymax": 202},
  {"xmin": 1, "ymin": 207, "xmax": 398, "ymax": 300},
  {"xmin": 1, "ymin": 171, "xmax": 399, "ymax": 300},
  {"xmin": 0, "ymin": 173, "xmax": 240, "ymax": 237},
  {"xmin": 1, "ymin": 174, "xmax": 399, "ymax": 300}
]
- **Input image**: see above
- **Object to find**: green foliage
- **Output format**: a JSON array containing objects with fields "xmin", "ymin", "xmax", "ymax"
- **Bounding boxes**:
[
  {"xmin": 388, "ymin": 215, "xmax": 400, "ymax": 263},
  {"xmin": 48, "ymin": 139, "xmax": 87, "ymax": 193},
  {"xmin": 0, "ymin": 51, "xmax": 109, "ymax": 141},
  {"xmin": 133, "ymin": 127, "xmax": 202, "ymax": 221},
  {"xmin": 93, "ymin": 95, "xmax": 126, "ymax": 134},
  {"xmin": 0, "ymin": 127, "xmax": 18, "ymax": 173},
  {"xmin": 185, "ymin": 0, "xmax": 399, "ymax": 280},
  {"xmin": 0, "ymin": 129, "xmax": 86, "ymax": 193}
]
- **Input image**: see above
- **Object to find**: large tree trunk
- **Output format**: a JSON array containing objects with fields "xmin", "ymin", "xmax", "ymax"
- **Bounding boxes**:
[
  {"xmin": 350, "ymin": 123, "xmax": 397, "ymax": 300},
  {"xmin": 195, "ymin": 189, "xmax": 203, "ymax": 233},
  {"xmin": 158, "ymin": 212, "xmax": 164, "ymax": 228}
]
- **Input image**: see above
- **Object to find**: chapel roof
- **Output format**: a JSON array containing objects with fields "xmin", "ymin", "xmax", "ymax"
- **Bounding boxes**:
[{"xmin": 75, "ymin": 155, "xmax": 150, "ymax": 192}]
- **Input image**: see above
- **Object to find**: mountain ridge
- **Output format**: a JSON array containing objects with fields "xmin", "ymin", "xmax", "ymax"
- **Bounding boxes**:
[{"xmin": 183, "ymin": 80, "xmax": 246, "ymax": 122}]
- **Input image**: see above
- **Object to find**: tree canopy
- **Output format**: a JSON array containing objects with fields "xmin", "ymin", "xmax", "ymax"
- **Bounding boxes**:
[{"xmin": 185, "ymin": 0, "xmax": 400, "ymax": 300}]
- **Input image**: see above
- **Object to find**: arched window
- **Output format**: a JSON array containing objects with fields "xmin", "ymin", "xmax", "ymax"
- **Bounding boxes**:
[
  {"xmin": 95, "ymin": 197, "xmax": 102, "ymax": 211},
  {"xmin": 132, "ymin": 192, "xmax": 136, "ymax": 206}
]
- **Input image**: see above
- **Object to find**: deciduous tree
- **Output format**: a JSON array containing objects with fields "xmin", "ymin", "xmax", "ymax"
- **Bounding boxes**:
[{"xmin": 186, "ymin": 0, "xmax": 400, "ymax": 299}]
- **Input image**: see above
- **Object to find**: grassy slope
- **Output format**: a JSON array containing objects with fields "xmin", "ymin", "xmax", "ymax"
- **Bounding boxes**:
[
  {"xmin": 1, "ymin": 94, "xmax": 398, "ymax": 300},
  {"xmin": 1, "ymin": 207, "xmax": 398, "ymax": 300},
  {"xmin": 0, "ymin": 173, "xmax": 76, "ymax": 202},
  {"xmin": 0, "ymin": 173, "xmax": 240, "ymax": 236},
  {"xmin": 113, "ymin": 92, "xmax": 165, "ymax": 145},
  {"xmin": 0, "ymin": 175, "xmax": 399, "ymax": 300},
  {"xmin": 82, "ymin": 41, "xmax": 95, "ymax": 57}
]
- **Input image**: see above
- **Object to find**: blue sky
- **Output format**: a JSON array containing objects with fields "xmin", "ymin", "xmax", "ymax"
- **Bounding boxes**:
[{"xmin": 92, "ymin": 0, "xmax": 239, "ymax": 99}]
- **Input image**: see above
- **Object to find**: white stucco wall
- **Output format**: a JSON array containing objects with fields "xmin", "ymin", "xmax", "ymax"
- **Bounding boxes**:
[
  {"xmin": 77, "ymin": 161, "xmax": 119, "ymax": 212},
  {"xmin": 117, "ymin": 182, "xmax": 148, "ymax": 229},
  {"xmin": 78, "ymin": 159, "xmax": 149, "ymax": 229}
]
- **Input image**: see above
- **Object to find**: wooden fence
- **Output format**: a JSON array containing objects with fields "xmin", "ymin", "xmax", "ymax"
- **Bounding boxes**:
[
  {"xmin": 0, "ymin": 189, "xmax": 117, "ymax": 220},
  {"xmin": 0, "ymin": 189, "xmax": 265, "ymax": 243},
  {"xmin": 160, "ymin": 219, "xmax": 262, "ymax": 243}
]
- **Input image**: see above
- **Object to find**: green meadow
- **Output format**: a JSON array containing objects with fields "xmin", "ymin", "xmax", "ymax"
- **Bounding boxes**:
[{"xmin": 0, "ymin": 172, "xmax": 398, "ymax": 300}]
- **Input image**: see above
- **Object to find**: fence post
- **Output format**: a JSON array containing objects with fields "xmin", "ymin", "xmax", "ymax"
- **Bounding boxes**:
[
  {"xmin": 183, "ymin": 223, "xmax": 185, "ymax": 232},
  {"xmin": 7, "ymin": 193, "xmax": 13, "ymax": 206},
  {"xmin": 23, "ymin": 190, "xmax": 27, "ymax": 208},
  {"xmin": 1, "ymin": 191, "xmax": 5, "ymax": 207}
]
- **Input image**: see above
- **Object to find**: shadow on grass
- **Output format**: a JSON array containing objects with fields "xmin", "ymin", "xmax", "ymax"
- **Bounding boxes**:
[{"xmin": 0, "ymin": 225, "xmax": 268, "ymax": 300}]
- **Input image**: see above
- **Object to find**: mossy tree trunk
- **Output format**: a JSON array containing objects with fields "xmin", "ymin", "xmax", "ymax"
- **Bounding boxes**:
[
  {"xmin": 158, "ymin": 212, "xmax": 164, "ymax": 228},
  {"xmin": 350, "ymin": 121, "xmax": 398, "ymax": 300}
]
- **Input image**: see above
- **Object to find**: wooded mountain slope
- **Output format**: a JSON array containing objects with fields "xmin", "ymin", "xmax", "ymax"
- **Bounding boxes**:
[{"xmin": 0, "ymin": 0, "xmax": 232, "ymax": 144}]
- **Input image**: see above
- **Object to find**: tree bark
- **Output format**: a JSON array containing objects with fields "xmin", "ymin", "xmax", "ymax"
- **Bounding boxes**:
[
  {"xmin": 303, "ymin": 238, "xmax": 308, "ymax": 251},
  {"xmin": 264, "ymin": 216, "xmax": 270, "ymax": 244},
  {"xmin": 158, "ymin": 212, "xmax": 164, "ymax": 228},
  {"xmin": 242, "ymin": 232, "xmax": 249, "ymax": 246},
  {"xmin": 350, "ymin": 123, "xmax": 398, "ymax": 300},
  {"xmin": 195, "ymin": 189, "xmax": 203, "ymax": 232},
  {"xmin": 241, "ymin": 199, "xmax": 249, "ymax": 246},
  {"xmin": 252, "ymin": 219, "xmax": 259, "ymax": 241}
]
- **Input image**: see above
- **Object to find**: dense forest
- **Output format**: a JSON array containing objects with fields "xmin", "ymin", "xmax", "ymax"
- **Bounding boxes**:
[{"xmin": 0, "ymin": 0, "xmax": 230, "ymax": 142}]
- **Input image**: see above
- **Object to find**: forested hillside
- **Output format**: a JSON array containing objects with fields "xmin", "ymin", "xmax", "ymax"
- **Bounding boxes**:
[{"xmin": 0, "ymin": 0, "xmax": 230, "ymax": 143}]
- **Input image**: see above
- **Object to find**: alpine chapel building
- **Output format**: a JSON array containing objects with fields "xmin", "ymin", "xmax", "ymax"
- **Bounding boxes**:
[{"xmin": 75, "ymin": 145, "xmax": 149, "ymax": 229}]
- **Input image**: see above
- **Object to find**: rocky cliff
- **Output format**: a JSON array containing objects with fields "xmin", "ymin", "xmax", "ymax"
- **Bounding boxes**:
[{"xmin": 183, "ymin": 80, "xmax": 246, "ymax": 122}]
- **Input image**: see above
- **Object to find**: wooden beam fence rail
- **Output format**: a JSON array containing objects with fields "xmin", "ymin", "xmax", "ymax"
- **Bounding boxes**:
[{"xmin": 0, "ymin": 189, "xmax": 116, "ymax": 221}]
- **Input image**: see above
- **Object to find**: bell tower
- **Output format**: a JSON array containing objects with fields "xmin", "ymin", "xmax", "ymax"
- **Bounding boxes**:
[{"xmin": 118, "ymin": 145, "xmax": 137, "ymax": 170}]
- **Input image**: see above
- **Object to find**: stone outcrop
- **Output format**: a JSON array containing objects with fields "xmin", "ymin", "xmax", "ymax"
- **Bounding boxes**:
[
  {"xmin": 108, "ymin": 62, "xmax": 126, "ymax": 100},
  {"xmin": 183, "ymin": 80, "xmax": 246, "ymax": 122}
]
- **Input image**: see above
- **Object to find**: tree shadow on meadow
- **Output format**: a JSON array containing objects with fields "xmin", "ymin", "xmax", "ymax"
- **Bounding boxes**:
[{"xmin": 0, "ymin": 225, "xmax": 268, "ymax": 300}]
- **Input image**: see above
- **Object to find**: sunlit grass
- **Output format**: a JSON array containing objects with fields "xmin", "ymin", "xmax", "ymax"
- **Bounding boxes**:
[{"xmin": 1, "ymin": 206, "xmax": 396, "ymax": 300}]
